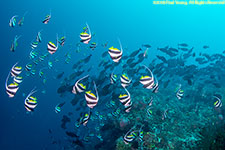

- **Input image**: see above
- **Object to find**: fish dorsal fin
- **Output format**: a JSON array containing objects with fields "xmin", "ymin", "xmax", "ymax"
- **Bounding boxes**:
[
  {"xmin": 56, "ymin": 34, "xmax": 58, "ymax": 48},
  {"xmin": 143, "ymin": 65, "xmax": 154, "ymax": 79},
  {"xmin": 124, "ymin": 88, "xmax": 130, "ymax": 98},
  {"xmin": 118, "ymin": 38, "xmax": 123, "ymax": 53},
  {"xmin": 49, "ymin": 9, "xmax": 52, "ymax": 17},
  {"xmin": 6, "ymin": 62, "xmax": 19, "ymax": 88},
  {"xmin": 86, "ymin": 23, "xmax": 91, "ymax": 36},
  {"xmin": 76, "ymin": 75, "xmax": 89, "ymax": 87},
  {"xmin": 94, "ymin": 81, "xmax": 98, "ymax": 99}
]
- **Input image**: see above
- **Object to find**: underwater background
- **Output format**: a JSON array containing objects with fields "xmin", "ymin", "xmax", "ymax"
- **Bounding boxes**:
[{"xmin": 1, "ymin": 0, "xmax": 225, "ymax": 149}]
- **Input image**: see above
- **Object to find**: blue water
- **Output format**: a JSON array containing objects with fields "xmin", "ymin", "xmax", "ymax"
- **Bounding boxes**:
[{"xmin": 1, "ymin": 0, "xmax": 225, "ymax": 149}]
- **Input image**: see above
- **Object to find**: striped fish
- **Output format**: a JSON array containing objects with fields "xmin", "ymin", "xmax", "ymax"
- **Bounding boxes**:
[
  {"xmin": 82, "ymin": 111, "xmax": 92, "ymax": 126},
  {"xmin": 119, "ymin": 88, "xmax": 131, "ymax": 107},
  {"xmin": 39, "ymin": 55, "xmax": 45, "ymax": 62},
  {"xmin": 55, "ymin": 102, "xmax": 65, "ymax": 113},
  {"xmin": 148, "ymin": 96, "xmax": 153, "ymax": 106},
  {"xmin": 31, "ymin": 41, "xmax": 38, "ymax": 49},
  {"xmin": 5, "ymin": 62, "xmax": 22, "ymax": 97},
  {"xmin": 55, "ymin": 105, "xmax": 61, "ymax": 113},
  {"xmin": 80, "ymin": 32, "xmax": 91, "ymax": 44},
  {"xmin": 85, "ymin": 82, "xmax": 99, "ymax": 109},
  {"xmin": 119, "ymin": 94, "xmax": 131, "ymax": 106},
  {"xmin": 29, "ymin": 50, "xmax": 38, "ymax": 59},
  {"xmin": 176, "ymin": 89, "xmax": 184, "ymax": 100},
  {"xmin": 25, "ymin": 64, "xmax": 32, "ymax": 71},
  {"xmin": 18, "ymin": 11, "xmax": 28, "ymax": 26},
  {"xmin": 13, "ymin": 76, "xmax": 23, "ymax": 84},
  {"xmin": 10, "ymin": 63, "xmax": 22, "ymax": 77},
  {"xmin": 140, "ymin": 65, "xmax": 155, "ymax": 89},
  {"xmin": 38, "ymin": 67, "xmax": 48, "ymax": 78},
  {"xmin": 6, "ymin": 82, "xmax": 19, "ymax": 98},
  {"xmin": 119, "ymin": 88, "xmax": 132, "ymax": 113},
  {"xmin": 108, "ymin": 39, "xmax": 123, "ymax": 63},
  {"xmin": 18, "ymin": 17, "xmax": 24, "ymax": 26},
  {"xmin": 108, "ymin": 47, "xmax": 123, "ymax": 63},
  {"xmin": 39, "ymin": 70, "xmax": 44, "ymax": 78},
  {"xmin": 123, "ymin": 128, "xmax": 137, "ymax": 144},
  {"xmin": 9, "ymin": 15, "xmax": 17, "ymax": 27},
  {"xmin": 30, "ymin": 70, "xmax": 36, "ymax": 76},
  {"xmin": 42, "ymin": 14, "xmax": 51, "ymax": 24},
  {"xmin": 47, "ymin": 35, "xmax": 58, "ymax": 54},
  {"xmin": 10, "ymin": 35, "xmax": 21, "ymax": 52},
  {"xmin": 147, "ymin": 108, "xmax": 153, "ymax": 117},
  {"xmin": 214, "ymin": 96, "xmax": 222, "ymax": 108},
  {"xmin": 10, "ymin": 40, "xmax": 16, "ymax": 52},
  {"xmin": 24, "ymin": 88, "xmax": 38, "ymax": 112},
  {"xmin": 58, "ymin": 36, "xmax": 66, "ymax": 46},
  {"xmin": 139, "ymin": 127, "xmax": 144, "ymax": 141},
  {"xmin": 110, "ymin": 73, "xmax": 117, "ymax": 84},
  {"xmin": 72, "ymin": 75, "xmax": 89, "ymax": 94},
  {"xmin": 36, "ymin": 30, "xmax": 42, "ymax": 43},
  {"xmin": 48, "ymin": 61, "xmax": 53, "ymax": 69},
  {"xmin": 80, "ymin": 23, "xmax": 91, "ymax": 44},
  {"xmin": 162, "ymin": 108, "xmax": 168, "ymax": 120},
  {"xmin": 120, "ymin": 74, "xmax": 131, "ymax": 88},
  {"xmin": 90, "ymin": 42, "xmax": 97, "ymax": 50}
]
